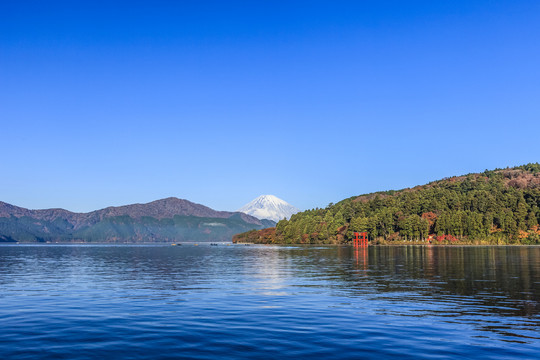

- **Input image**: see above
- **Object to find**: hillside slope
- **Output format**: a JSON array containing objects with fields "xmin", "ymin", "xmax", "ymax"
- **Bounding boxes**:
[
  {"xmin": 233, "ymin": 164, "xmax": 540, "ymax": 245},
  {"xmin": 0, "ymin": 198, "xmax": 274, "ymax": 243}
]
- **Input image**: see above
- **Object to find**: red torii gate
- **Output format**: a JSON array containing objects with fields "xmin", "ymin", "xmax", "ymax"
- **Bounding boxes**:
[
  {"xmin": 354, "ymin": 232, "xmax": 368, "ymax": 246},
  {"xmin": 354, "ymin": 232, "xmax": 368, "ymax": 247}
]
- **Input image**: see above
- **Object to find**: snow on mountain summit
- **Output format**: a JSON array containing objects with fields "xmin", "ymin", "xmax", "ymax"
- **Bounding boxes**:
[{"xmin": 238, "ymin": 195, "xmax": 300, "ymax": 223}]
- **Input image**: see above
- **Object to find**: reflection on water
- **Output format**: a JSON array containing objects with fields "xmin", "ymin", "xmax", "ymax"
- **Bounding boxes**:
[
  {"xmin": 0, "ymin": 244, "xmax": 538, "ymax": 359},
  {"xmin": 354, "ymin": 246, "xmax": 369, "ymax": 272}
]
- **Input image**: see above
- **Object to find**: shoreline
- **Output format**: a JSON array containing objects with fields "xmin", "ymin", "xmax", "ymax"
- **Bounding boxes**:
[
  {"xmin": 233, "ymin": 241, "xmax": 540, "ymax": 247},
  {"xmin": 2, "ymin": 241, "xmax": 539, "ymax": 247}
]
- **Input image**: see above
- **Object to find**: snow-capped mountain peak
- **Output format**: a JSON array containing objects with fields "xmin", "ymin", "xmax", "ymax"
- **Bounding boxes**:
[{"xmin": 238, "ymin": 195, "xmax": 300, "ymax": 223}]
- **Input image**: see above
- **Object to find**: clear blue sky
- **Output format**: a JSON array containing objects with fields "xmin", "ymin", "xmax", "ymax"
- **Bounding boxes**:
[{"xmin": 1, "ymin": 1, "xmax": 539, "ymax": 213}]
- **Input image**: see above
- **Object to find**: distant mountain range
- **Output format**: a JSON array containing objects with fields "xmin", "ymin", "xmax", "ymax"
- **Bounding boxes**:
[
  {"xmin": 0, "ymin": 197, "xmax": 275, "ymax": 243},
  {"xmin": 238, "ymin": 195, "xmax": 300, "ymax": 223}
]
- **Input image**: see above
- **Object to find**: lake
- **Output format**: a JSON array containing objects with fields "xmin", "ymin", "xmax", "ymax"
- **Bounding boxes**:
[{"xmin": 0, "ymin": 244, "xmax": 538, "ymax": 359}]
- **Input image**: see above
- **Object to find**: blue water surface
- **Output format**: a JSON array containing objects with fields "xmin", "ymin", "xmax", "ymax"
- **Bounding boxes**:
[{"xmin": 0, "ymin": 245, "xmax": 538, "ymax": 359}]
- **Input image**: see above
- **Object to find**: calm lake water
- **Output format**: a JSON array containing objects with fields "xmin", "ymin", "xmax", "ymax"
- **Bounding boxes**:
[{"xmin": 0, "ymin": 244, "xmax": 538, "ymax": 359}]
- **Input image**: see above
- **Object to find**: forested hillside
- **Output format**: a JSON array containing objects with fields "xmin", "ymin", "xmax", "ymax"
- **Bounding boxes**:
[
  {"xmin": 234, "ymin": 164, "xmax": 540, "ymax": 245},
  {"xmin": 0, "ymin": 198, "xmax": 274, "ymax": 243}
]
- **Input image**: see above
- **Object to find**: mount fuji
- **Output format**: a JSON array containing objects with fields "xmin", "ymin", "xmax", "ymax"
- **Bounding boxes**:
[{"xmin": 238, "ymin": 195, "xmax": 300, "ymax": 223}]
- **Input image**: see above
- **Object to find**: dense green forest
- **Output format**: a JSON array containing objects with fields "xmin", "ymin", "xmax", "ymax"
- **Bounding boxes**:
[{"xmin": 234, "ymin": 164, "xmax": 540, "ymax": 245}]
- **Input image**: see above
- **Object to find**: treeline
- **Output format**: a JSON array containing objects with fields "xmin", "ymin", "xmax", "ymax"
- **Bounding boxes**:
[{"xmin": 243, "ymin": 164, "xmax": 540, "ymax": 245}]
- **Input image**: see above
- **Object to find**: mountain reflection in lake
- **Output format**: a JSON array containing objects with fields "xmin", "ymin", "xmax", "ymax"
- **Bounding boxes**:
[{"xmin": 0, "ymin": 244, "xmax": 538, "ymax": 359}]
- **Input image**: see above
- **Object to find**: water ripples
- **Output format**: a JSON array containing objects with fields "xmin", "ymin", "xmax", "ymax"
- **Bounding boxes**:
[{"xmin": 0, "ymin": 244, "xmax": 538, "ymax": 359}]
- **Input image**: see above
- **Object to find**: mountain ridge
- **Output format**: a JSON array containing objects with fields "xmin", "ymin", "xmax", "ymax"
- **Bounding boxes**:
[{"xmin": 0, "ymin": 197, "xmax": 275, "ymax": 242}]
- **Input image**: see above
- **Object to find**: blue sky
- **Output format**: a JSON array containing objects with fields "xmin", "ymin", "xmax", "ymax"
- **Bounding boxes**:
[{"xmin": 1, "ymin": 1, "xmax": 539, "ymax": 213}]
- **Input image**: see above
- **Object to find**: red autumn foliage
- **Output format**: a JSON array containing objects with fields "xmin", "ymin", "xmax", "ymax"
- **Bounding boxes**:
[
  {"xmin": 421, "ymin": 212, "xmax": 438, "ymax": 225},
  {"xmin": 436, "ymin": 234, "xmax": 459, "ymax": 242}
]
